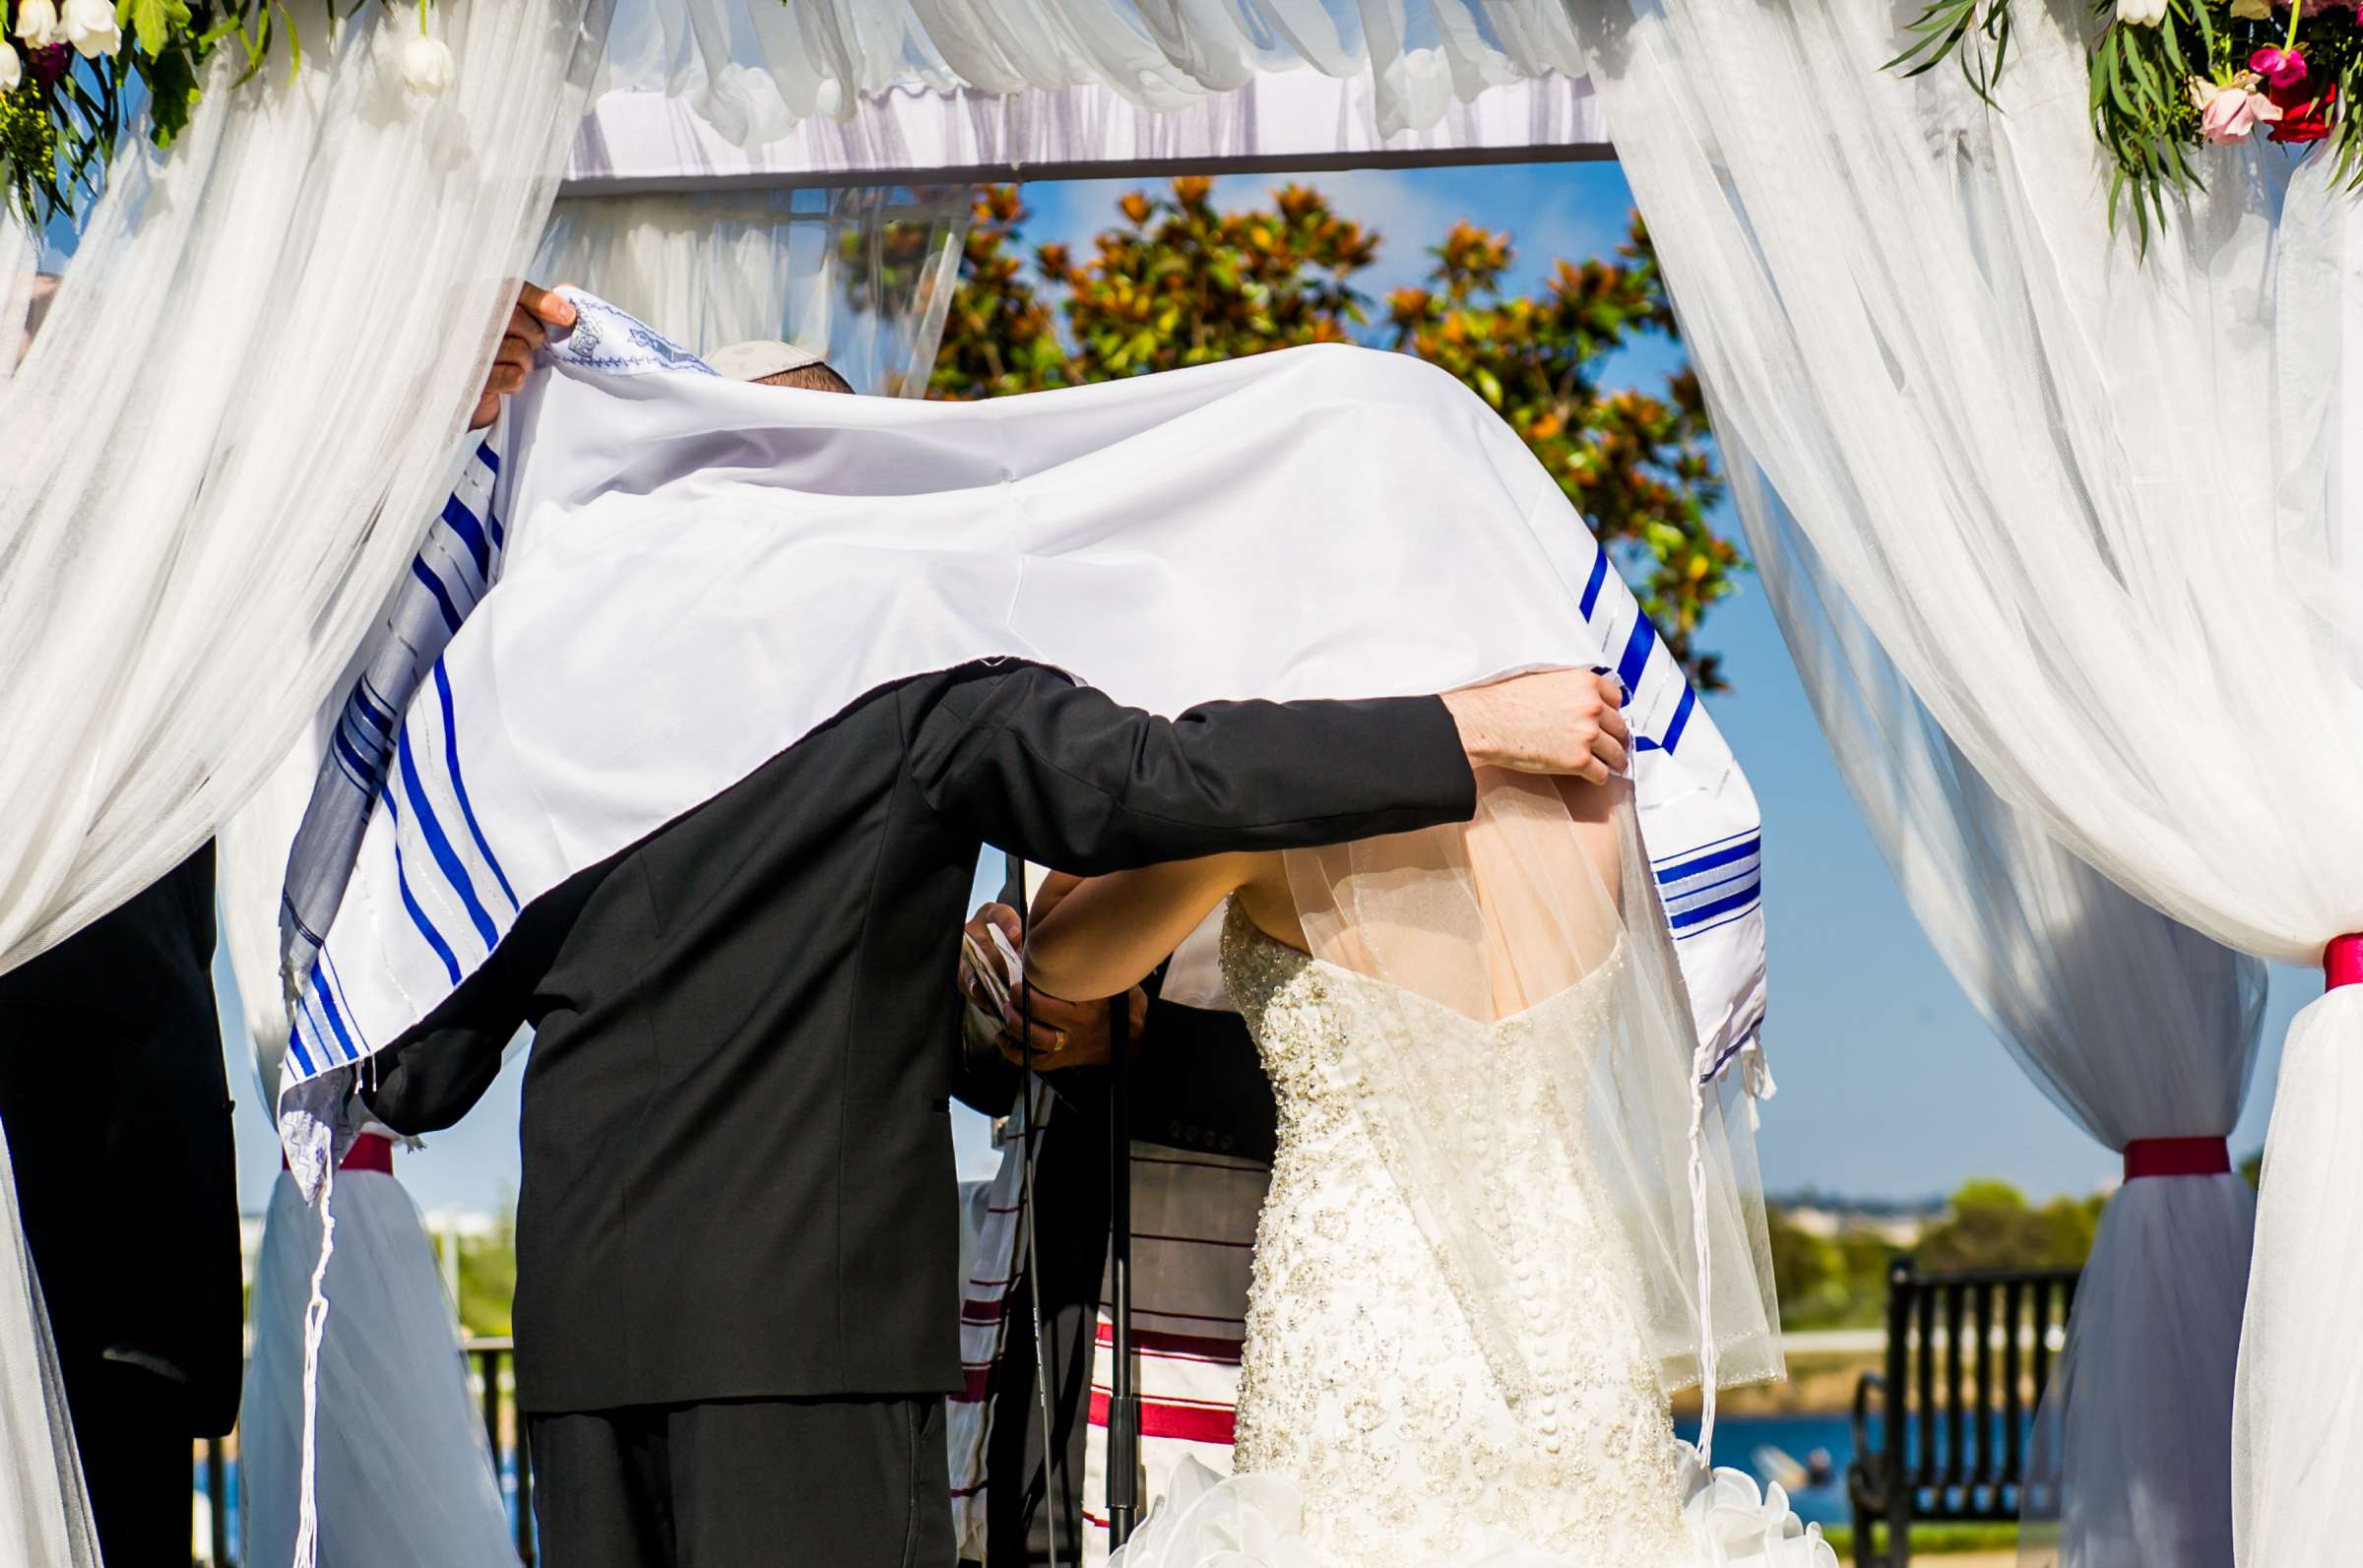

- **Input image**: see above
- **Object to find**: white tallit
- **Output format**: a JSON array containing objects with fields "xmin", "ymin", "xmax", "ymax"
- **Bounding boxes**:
[
  {"xmin": 277, "ymin": 292, "xmax": 1766, "ymax": 1188},
  {"xmin": 270, "ymin": 295, "xmax": 1780, "ymax": 1508}
]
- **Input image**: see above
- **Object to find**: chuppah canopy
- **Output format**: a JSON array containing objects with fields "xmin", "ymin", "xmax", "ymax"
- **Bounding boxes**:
[{"xmin": 9, "ymin": 3, "xmax": 2355, "ymax": 1566}]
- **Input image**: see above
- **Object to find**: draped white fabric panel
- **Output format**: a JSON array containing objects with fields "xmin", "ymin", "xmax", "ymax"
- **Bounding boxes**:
[
  {"xmin": 1740, "ymin": 453, "xmax": 2267, "ymax": 1567},
  {"xmin": 597, "ymin": 0, "xmax": 1590, "ymax": 143},
  {"xmin": 562, "ymin": 71, "xmax": 1609, "ymax": 191},
  {"xmin": 1558, "ymin": 2, "xmax": 2356, "ymax": 1558},
  {"xmin": 0, "ymin": 0, "xmax": 611, "ymax": 979},
  {"xmin": 241, "ymin": 1170, "xmax": 519, "ymax": 1568},
  {"xmin": 535, "ymin": 185, "xmax": 970, "ymax": 394},
  {"xmin": 0, "ymin": 1121, "xmax": 96, "ymax": 1568}
]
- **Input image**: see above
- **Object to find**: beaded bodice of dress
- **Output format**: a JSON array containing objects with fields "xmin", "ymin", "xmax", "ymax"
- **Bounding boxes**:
[{"xmin": 1221, "ymin": 901, "xmax": 1692, "ymax": 1564}]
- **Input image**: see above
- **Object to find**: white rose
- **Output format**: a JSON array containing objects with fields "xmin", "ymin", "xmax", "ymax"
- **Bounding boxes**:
[
  {"xmin": 400, "ymin": 32, "xmax": 455, "ymax": 94},
  {"xmin": 13, "ymin": 0, "xmax": 59, "ymax": 48},
  {"xmin": 60, "ymin": 0, "xmax": 118, "ymax": 57},
  {"xmin": 2115, "ymin": 0, "xmax": 2168, "ymax": 23},
  {"xmin": 0, "ymin": 45, "xmax": 21, "ymax": 93}
]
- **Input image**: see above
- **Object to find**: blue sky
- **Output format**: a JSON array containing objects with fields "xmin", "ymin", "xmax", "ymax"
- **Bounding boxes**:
[{"xmin": 211, "ymin": 158, "xmax": 2318, "ymax": 1216}]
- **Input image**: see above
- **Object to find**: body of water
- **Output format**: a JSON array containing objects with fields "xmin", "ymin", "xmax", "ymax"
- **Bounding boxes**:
[{"xmin": 1676, "ymin": 1413, "xmax": 1854, "ymax": 1527}]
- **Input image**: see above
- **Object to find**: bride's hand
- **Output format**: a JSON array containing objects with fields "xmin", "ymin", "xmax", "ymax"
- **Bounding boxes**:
[
  {"xmin": 993, "ymin": 984, "xmax": 1148, "ymax": 1071},
  {"xmin": 1439, "ymin": 669, "xmax": 1629, "ymax": 783}
]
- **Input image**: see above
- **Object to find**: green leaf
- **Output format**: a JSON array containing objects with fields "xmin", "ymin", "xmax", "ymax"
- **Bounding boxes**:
[
  {"xmin": 1473, "ymin": 366, "xmax": 1504, "ymax": 408},
  {"xmin": 117, "ymin": 0, "xmax": 191, "ymax": 56}
]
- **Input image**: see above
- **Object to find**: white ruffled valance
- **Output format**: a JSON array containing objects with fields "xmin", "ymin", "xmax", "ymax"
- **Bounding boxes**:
[
  {"xmin": 596, "ymin": 0, "xmax": 1592, "ymax": 144},
  {"xmin": 563, "ymin": 69, "xmax": 1609, "ymax": 191}
]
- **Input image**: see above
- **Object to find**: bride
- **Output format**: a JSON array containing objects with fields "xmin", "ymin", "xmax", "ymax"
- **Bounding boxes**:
[{"xmin": 1025, "ymin": 764, "xmax": 1835, "ymax": 1568}]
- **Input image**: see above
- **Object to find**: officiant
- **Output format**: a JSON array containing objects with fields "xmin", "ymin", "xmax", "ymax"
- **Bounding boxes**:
[
  {"xmin": 949, "ymin": 872, "xmax": 1274, "ymax": 1566},
  {"xmin": 332, "ymin": 289, "xmax": 1633, "ymax": 1568}
]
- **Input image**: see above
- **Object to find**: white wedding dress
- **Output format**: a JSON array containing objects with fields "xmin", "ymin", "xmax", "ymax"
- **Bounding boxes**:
[{"xmin": 1108, "ymin": 904, "xmax": 1831, "ymax": 1568}]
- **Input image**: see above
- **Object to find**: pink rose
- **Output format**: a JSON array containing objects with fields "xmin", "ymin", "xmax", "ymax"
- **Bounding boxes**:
[
  {"xmin": 2193, "ymin": 76, "xmax": 2286, "ymax": 142},
  {"xmin": 2253, "ymin": 46, "xmax": 2311, "ymax": 89}
]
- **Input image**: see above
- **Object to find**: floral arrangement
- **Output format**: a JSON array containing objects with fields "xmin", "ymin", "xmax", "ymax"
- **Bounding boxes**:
[
  {"xmin": 1894, "ymin": 0, "xmax": 2363, "ymax": 238},
  {"xmin": 1, "ymin": 1, "xmax": 453, "ymax": 222}
]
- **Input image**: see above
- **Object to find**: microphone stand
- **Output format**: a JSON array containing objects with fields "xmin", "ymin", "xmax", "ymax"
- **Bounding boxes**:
[
  {"xmin": 1106, "ymin": 990, "xmax": 1141, "ymax": 1547},
  {"xmin": 1007, "ymin": 851, "xmax": 1065, "ymax": 1568}
]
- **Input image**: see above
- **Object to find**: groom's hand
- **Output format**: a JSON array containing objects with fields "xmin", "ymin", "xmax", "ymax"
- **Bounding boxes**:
[
  {"xmin": 1440, "ymin": 669, "xmax": 1629, "ymax": 784},
  {"xmin": 961, "ymin": 904, "xmax": 1147, "ymax": 1070},
  {"xmin": 469, "ymin": 281, "xmax": 575, "ymax": 431}
]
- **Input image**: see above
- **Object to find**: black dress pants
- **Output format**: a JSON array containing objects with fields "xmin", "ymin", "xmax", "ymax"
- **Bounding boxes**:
[{"xmin": 529, "ymin": 1396, "xmax": 953, "ymax": 1568}]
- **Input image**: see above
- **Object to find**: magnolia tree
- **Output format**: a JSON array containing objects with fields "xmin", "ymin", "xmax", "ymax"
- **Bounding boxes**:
[{"xmin": 929, "ymin": 180, "xmax": 1740, "ymax": 684}]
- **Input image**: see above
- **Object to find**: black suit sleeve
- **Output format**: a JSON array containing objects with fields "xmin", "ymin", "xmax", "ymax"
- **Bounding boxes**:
[
  {"xmin": 905, "ymin": 663, "xmax": 1477, "ymax": 876},
  {"xmin": 360, "ymin": 863, "xmax": 600, "ymax": 1134}
]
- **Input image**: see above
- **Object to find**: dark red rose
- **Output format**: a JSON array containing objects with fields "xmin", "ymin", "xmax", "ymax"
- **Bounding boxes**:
[
  {"xmin": 28, "ymin": 43, "xmax": 71, "ymax": 87},
  {"xmin": 2272, "ymin": 80, "xmax": 2338, "ymax": 144}
]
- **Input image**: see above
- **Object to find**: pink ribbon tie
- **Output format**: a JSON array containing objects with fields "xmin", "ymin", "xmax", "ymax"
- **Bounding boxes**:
[{"xmin": 2328, "ymin": 933, "xmax": 2363, "ymax": 989}]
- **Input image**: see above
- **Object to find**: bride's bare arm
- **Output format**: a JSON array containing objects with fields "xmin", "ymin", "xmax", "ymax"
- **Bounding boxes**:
[{"xmin": 1024, "ymin": 853, "xmax": 1260, "ymax": 1001}]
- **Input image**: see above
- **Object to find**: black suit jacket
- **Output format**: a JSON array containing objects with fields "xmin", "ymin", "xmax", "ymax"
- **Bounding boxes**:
[
  {"xmin": 365, "ymin": 660, "xmax": 1473, "ymax": 1413},
  {"xmin": 0, "ymin": 845, "xmax": 244, "ymax": 1438}
]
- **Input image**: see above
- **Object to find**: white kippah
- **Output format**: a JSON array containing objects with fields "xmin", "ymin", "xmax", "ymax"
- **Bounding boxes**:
[{"xmin": 706, "ymin": 340, "xmax": 828, "ymax": 381}]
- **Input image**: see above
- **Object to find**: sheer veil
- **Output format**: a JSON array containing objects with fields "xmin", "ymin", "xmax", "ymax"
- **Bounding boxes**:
[{"xmin": 1283, "ymin": 768, "xmax": 1780, "ymax": 1441}]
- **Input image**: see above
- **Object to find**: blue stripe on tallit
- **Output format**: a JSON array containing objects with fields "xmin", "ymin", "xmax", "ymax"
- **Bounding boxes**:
[
  {"xmin": 475, "ymin": 439, "xmax": 499, "ymax": 475},
  {"xmin": 1662, "ymin": 863, "xmax": 1760, "ymax": 912},
  {"xmin": 332, "ymin": 728, "xmax": 376, "ymax": 785},
  {"xmin": 410, "ymin": 556, "xmax": 466, "ymax": 635},
  {"xmin": 1658, "ymin": 685, "xmax": 1696, "ymax": 754},
  {"xmin": 397, "ymin": 729, "xmax": 499, "ymax": 951},
  {"xmin": 319, "ymin": 951, "xmax": 370, "ymax": 1061},
  {"xmin": 351, "ymin": 677, "xmax": 398, "ymax": 736},
  {"xmin": 1655, "ymin": 834, "xmax": 1760, "ymax": 885},
  {"xmin": 1616, "ymin": 614, "xmax": 1658, "ymax": 704},
  {"xmin": 286, "ymin": 1019, "xmax": 317, "ymax": 1078},
  {"xmin": 310, "ymin": 964, "xmax": 361, "ymax": 1062},
  {"xmin": 431, "ymin": 661, "xmax": 520, "ymax": 912},
  {"xmin": 1579, "ymin": 547, "xmax": 1610, "ymax": 619},
  {"xmin": 1669, "ymin": 883, "xmax": 1763, "ymax": 931},
  {"xmin": 1677, "ymin": 900, "xmax": 1765, "ymax": 942},
  {"xmin": 440, "ymin": 494, "xmax": 494, "ymax": 582},
  {"xmin": 340, "ymin": 710, "xmax": 390, "ymax": 765},
  {"xmin": 384, "ymin": 793, "xmax": 464, "ymax": 985},
  {"xmin": 328, "ymin": 739, "xmax": 371, "ymax": 794},
  {"xmin": 1656, "ymin": 826, "xmax": 1757, "ymax": 862}
]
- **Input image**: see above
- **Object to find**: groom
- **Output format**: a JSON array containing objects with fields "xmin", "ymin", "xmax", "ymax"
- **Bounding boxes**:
[{"xmin": 355, "ymin": 288, "xmax": 1632, "ymax": 1568}]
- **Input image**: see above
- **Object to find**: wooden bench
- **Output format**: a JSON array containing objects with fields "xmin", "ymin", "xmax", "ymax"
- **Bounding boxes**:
[{"xmin": 1846, "ymin": 1258, "xmax": 2079, "ymax": 1567}]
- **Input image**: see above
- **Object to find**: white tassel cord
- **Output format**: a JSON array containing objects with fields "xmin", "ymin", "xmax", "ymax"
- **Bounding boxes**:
[
  {"xmin": 1687, "ymin": 1058, "xmax": 1719, "ymax": 1467},
  {"xmin": 291, "ymin": 1157, "xmax": 337, "ymax": 1568}
]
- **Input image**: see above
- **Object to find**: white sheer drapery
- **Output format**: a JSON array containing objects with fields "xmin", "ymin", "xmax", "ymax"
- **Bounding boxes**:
[
  {"xmin": 1554, "ymin": 2, "xmax": 2357, "ymax": 1559},
  {"xmin": 535, "ymin": 184, "xmax": 969, "ymax": 394},
  {"xmin": 0, "ymin": 1120, "xmax": 96, "ymax": 1568},
  {"xmin": 0, "ymin": 0, "xmax": 611, "ymax": 979},
  {"xmin": 1744, "ymin": 459, "xmax": 2268, "ymax": 1566},
  {"xmin": 598, "ymin": 0, "xmax": 1586, "ymax": 143},
  {"xmin": 0, "ymin": 6, "xmax": 607, "ymax": 1559},
  {"xmin": 222, "ymin": 745, "xmax": 510, "ymax": 1568}
]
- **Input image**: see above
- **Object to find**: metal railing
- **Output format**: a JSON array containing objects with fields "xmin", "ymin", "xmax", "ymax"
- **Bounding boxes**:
[
  {"xmin": 195, "ymin": 1338, "xmax": 532, "ymax": 1566},
  {"xmin": 1846, "ymin": 1258, "xmax": 2079, "ymax": 1568}
]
